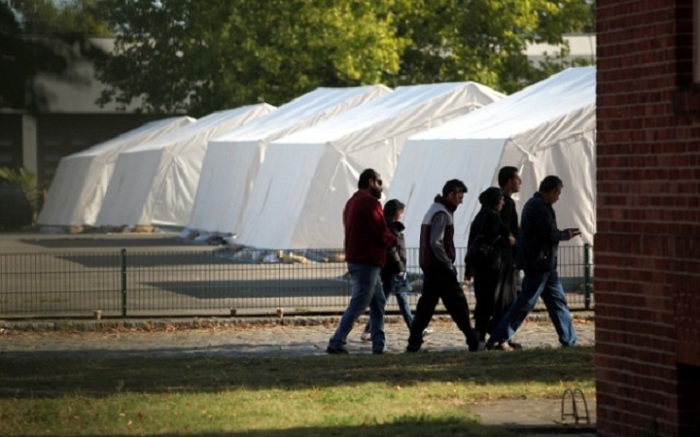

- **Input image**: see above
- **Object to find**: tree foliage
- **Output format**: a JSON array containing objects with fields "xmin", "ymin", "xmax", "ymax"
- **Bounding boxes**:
[
  {"xmin": 92, "ymin": 1, "xmax": 594, "ymax": 116},
  {"xmin": 9, "ymin": 0, "xmax": 110, "ymax": 35},
  {"xmin": 394, "ymin": 0, "xmax": 595, "ymax": 93},
  {"xmin": 0, "ymin": 166, "xmax": 41, "ymax": 216},
  {"xmin": 95, "ymin": 0, "xmax": 411, "ymax": 116},
  {"xmin": 0, "ymin": 0, "xmax": 111, "ymax": 111}
]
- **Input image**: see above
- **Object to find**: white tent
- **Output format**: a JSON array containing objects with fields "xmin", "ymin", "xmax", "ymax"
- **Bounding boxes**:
[
  {"xmin": 390, "ymin": 67, "xmax": 596, "ymax": 249},
  {"xmin": 235, "ymin": 82, "xmax": 504, "ymax": 249},
  {"xmin": 188, "ymin": 85, "xmax": 391, "ymax": 234},
  {"xmin": 37, "ymin": 116, "xmax": 195, "ymax": 228},
  {"xmin": 95, "ymin": 103, "xmax": 275, "ymax": 228}
]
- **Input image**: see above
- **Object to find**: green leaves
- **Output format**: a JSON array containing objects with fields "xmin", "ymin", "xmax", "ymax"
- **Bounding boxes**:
[
  {"xmin": 95, "ymin": 0, "xmax": 410, "ymax": 116},
  {"xmin": 90, "ymin": 0, "xmax": 594, "ymax": 116},
  {"xmin": 1, "ymin": 0, "xmax": 111, "ymax": 111},
  {"xmin": 0, "ymin": 166, "xmax": 41, "ymax": 219},
  {"xmin": 394, "ymin": 0, "xmax": 594, "ymax": 94}
]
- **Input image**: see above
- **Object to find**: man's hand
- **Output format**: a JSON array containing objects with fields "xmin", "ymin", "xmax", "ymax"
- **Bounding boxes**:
[{"xmin": 568, "ymin": 228, "xmax": 581, "ymax": 239}]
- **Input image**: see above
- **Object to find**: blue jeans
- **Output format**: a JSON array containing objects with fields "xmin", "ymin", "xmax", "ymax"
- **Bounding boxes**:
[
  {"xmin": 489, "ymin": 269, "xmax": 577, "ymax": 346},
  {"xmin": 329, "ymin": 263, "xmax": 386, "ymax": 353},
  {"xmin": 364, "ymin": 275, "xmax": 413, "ymax": 333}
]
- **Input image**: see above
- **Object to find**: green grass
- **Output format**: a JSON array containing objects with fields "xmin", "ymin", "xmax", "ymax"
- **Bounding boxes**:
[{"xmin": 0, "ymin": 347, "xmax": 594, "ymax": 436}]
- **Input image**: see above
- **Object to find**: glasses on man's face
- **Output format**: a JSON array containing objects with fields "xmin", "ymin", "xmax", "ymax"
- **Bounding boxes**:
[{"xmin": 375, "ymin": 179, "xmax": 383, "ymax": 186}]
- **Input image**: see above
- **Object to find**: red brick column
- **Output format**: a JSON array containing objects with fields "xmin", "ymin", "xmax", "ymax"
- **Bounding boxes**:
[{"xmin": 597, "ymin": 1, "xmax": 700, "ymax": 436}]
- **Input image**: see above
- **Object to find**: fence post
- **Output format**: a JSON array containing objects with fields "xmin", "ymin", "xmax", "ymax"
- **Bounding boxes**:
[
  {"xmin": 583, "ymin": 243, "xmax": 592, "ymax": 310},
  {"xmin": 121, "ymin": 248, "xmax": 127, "ymax": 318}
]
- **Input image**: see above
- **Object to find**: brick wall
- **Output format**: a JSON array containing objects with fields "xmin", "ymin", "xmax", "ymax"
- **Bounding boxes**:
[{"xmin": 597, "ymin": 1, "xmax": 700, "ymax": 436}]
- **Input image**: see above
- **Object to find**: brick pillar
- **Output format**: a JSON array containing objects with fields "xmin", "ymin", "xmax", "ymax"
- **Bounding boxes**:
[{"xmin": 597, "ymin": 0, "xmax": 700, "ymax": 436}]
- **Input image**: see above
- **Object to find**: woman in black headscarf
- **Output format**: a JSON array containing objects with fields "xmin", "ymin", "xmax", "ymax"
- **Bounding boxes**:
[{"xmin": 465, "ymin": 187, "xmax": 516, "ymax": 346}]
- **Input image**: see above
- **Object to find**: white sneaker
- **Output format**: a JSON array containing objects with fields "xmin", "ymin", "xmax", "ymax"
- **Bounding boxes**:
[
  {"xmin": 422, "ymin": 329, "xmax": 434, "ymax": 338},
  {"xmin": 361, "ymin": 332, "xmax": 371, "ymax": 342}
]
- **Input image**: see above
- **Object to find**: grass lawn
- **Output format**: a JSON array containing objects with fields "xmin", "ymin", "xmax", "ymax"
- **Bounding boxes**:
[{"xmin": 0, "ymin": 346, "xmax": 594, "ymax": 436}]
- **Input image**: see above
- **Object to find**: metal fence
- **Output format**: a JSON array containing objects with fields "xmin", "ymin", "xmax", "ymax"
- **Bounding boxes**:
[{"xmin": 0, "ymin": 245, "xmax": 594, "ymax": 319}]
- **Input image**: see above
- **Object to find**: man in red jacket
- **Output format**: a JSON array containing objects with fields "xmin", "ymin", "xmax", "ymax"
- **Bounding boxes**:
[{"xmin": 327, "ymin": 168, "xmax": 397, "ymax": 354}]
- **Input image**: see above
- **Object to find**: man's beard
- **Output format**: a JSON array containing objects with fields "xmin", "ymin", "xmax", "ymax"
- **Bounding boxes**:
[{"xmin": 370, "ymin": 186, "xmax": 382, "ymax": 199}]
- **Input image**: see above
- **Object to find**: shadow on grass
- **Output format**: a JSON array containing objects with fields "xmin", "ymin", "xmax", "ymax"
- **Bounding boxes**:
[
  {"xmin": 12, "ymin": 417, "xmax": 512, "ymax": 437},
  {"xmin": 0, "ymin": 347, "xmax": 594, "ymax": 399}
]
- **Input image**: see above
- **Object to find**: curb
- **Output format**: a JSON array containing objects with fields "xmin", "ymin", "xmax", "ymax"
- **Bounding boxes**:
[{"xmin": 0, "ymin": 311, "xmax": 594, "ymax": 333}]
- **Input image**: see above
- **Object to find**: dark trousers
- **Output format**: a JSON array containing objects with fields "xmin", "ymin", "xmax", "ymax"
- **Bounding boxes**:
[
  {"xmin": 474, "ymin": 251, "xmax": 519, "ymax": 341},
  {"xmin": 473, "ymin": 266, "xmax": 499, "ymax": 341},
  {"xmin": 493, "ymin": 259, "xmax": 518, "ymax": 331},
  {"xmin": 408, "ymin": 266, "xmax": 478, "ymax": 348}
]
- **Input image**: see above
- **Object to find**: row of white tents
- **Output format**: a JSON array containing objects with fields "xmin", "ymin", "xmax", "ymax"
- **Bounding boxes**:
[{"xmin": 39, "ymin": 66, "xmax": 596, "ymax": 250}]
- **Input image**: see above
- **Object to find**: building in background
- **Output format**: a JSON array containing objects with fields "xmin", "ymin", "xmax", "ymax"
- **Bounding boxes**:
[{"xmin": 0, "ymin": 38, "xmax": 170, "ymax": 190}]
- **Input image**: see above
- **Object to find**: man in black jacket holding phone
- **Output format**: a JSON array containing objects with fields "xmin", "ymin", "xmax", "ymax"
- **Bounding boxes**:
[{"xmin": 485, "ymin": 175, "xmax": 581, "ymax": 351}]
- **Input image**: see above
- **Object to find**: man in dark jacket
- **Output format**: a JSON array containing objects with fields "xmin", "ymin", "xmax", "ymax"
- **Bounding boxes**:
[
  {"xmin": 485, "ymin": 175, "xmax": 581, "ymax": 351},
  {"xmin": 327, "ymin": 168, "xmax": 397, "ymax": 354},
  {"xmin": 407, "ymin": 179, "xmax": 480, "ymax": 353},
  {"xmin": 496, "ymin": 166, "xmax": 522, "ymax": 347}
]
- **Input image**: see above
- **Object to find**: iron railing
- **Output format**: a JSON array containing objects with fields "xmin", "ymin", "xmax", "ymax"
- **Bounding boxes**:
[{"xmin": 0, "ymin": 245, "xmax": 594, "ymax": 319}]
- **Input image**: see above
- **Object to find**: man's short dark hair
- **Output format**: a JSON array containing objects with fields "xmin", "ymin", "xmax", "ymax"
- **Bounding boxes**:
[
  {"xmin": 498, "ymin": 166, "xmax": 519, "ymax": 188},
  {"xmin": 539, "ymin": 175, "xmax": 563, "ymax": 193},
  {"xmin": 358, "ymin": 168, "xmax": 378, "ymax": 189},
  {"xmin": 442, "ymin": 179, "xmax": 467, "ymax": 197}
]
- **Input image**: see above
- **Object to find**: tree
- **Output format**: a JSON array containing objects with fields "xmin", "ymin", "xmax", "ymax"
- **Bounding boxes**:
[
  {"xmin": 95, "ymin": 0, "xmax": 409, "ymax": 116},
  {"xmin": 392, "ymin": 0, "xmax": 595, "ymax": 93},
  {"xmin": 0, "ymin": 0, "xmax": 111, "ymax": 111},
  {"xmin": 9, "ymin": 0, "xmax": 109, "ymax": 35},
  {"xmin": 0, "ymin": 166, "xmax": 41, "ymax": 218},
  {"xmin": 94, "ymin": 0, "xmax": 594, "ymax": 115}
]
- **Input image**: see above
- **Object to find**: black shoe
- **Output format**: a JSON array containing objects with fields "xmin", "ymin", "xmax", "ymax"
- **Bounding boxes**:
[
  {"xmin": 468, "ymin": 342, "xmax": 482, "ymax": 352},
  {"xmin": 508, "ymin": 340, "xmax": 523, "ymax": 350},
  {"xmin": 326, "ymin": 345, "xmax": 349, "ymax": 355},
  {"xmin": 406, "ymin": 343, "xmax": 421, "ymax": 353}
]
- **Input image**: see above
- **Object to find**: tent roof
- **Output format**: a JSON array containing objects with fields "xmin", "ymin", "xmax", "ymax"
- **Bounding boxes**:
[
  {"xmin": 37, "ymin": 116, "xmax": 196, "ymax": 227},
  {"xmin": 74, "ymin": 116, "xmax": 197, "ymax": 158},
  {"xmin": 95, "ymin": 103, "xmax": 275, "ymax": 228},
  {"xmin": 211, "ymin": 85, "xmax": 392, "ymax": 144},
  {"xmin": 410, "ymin": 67, "xmax": 595, "ymax": 141},
  {"xmin": 126, "ymin": 104, "xmax": 277, "ymax": 154},
  {"xmin": 391, "ymin": 67, "xmax": 597, "ymax": 249},
  {"xmin": 233, "ymin": 81, "xmax": 504, "ymax": 249},
  {"xmin": 274, "ymin": 82, "xmax": 504, "ymax": 145},
  {"xmin": 187, "ymin": 85, "xmax": 391, "ymax": 234}
]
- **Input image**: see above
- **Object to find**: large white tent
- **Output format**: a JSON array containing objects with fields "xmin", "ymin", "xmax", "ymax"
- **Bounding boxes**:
[
  {"xmin": 37, "ymin": 116, "xmax": 195, "ymax": 228},
  {"xmin": 188, "ymin": 85, "xmax": 391, "ymax": 234},
  {"xmin": 95, "ymin": 104, "xmax": 275, "ymax": 228},
  {"xmin": 234, "ymin": 82, "xmax": 504, "ymax": 249},
  {"xmin": 390, "ymin": 67, "xmax": 596, "ymax": 249}
]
